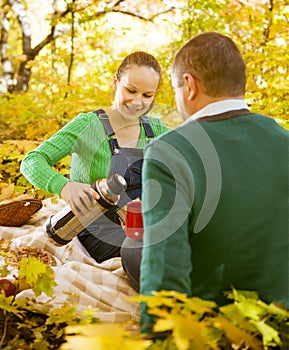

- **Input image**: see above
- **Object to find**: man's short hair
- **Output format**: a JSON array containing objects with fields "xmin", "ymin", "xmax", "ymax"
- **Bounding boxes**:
[{"xmin": 172, "ymin": 32, "xmax": 246, "ymax": 97}]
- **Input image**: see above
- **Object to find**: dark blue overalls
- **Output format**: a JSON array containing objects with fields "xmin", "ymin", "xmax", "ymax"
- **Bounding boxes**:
[{"xmin": 78, "ymin": 109, "xmax": 153, "ymax": 277}]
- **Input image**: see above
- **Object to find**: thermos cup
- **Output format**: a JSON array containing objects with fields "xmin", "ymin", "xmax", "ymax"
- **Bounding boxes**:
[{"xmin": 125, "ymin": 200, "xmax": 143, "ymax": 240}]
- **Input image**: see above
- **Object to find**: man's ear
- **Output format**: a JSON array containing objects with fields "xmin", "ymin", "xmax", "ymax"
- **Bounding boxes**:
[{"xmin": 183, "ymin": 73, "xmax": 198, "ymax": 100}]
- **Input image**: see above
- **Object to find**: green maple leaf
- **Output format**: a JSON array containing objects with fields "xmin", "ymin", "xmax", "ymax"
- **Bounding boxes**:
[
  {"xmin": 251, "ymin": 320, "xmax": 282, "ymax": 347},
  {"xmin": 34, "ymin": 276, "xmax": 55, "ymax": 297},
  {"xmin": 45, "ymin": 302, "xmax": 78, "ymax": 325},
  {"xmin": 0, "ymin": 265, "xmax": 10, "ymax": 277},
  {"xmin": 18, "ymin": 257, "xmax": 56, "ymax": 297},
  {"xmin": 0, "ymin": 294, "xmax": 24, "ymax": 317},
  {"xmin": 236, "ymin": 299, "xmax": 268, "ymax": 321}
]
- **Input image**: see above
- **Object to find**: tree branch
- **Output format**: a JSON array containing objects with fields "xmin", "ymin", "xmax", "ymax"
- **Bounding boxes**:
[
  {"xmin": 106, "ymin": 0, "xmax": 126, "ymax": 9},
  {"xmin": 67, "ymin": 0, "xmax": 76, "ymax": 88},
  {"xmin": 110, "ymin": 6, "xmax": 176, "ymax": 21},
  {"xmin": 1, "ymin": 0, "xmax": 175, "ymax": 93},
  {"xmin": 30, "ymin": 2, "xmax": 175, "ymax": 58},
  {"xmin": 261, "ymin": 0, "xmax": 274, "ymax": 45},
  {"xmin": 29, "ymin": 31, "xmax": 56, "ymax": 59}
]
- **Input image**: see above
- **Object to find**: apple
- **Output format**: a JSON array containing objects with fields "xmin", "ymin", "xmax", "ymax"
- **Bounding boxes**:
[{"xmin": 0, "ymin": 278, "xmax": 16, "ymax": 297}]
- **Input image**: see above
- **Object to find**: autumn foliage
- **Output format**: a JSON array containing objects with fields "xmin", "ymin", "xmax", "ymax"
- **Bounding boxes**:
[
  {"xmin": 0, "ymin": 238, "xmax": 288, "ymax": 349},
  {"xmin": 0, "ymin": 1, "xmax": 288, "ymax": 348},
  {"xmin": 1, "ymin": 1, "xmax": 288, "ymax": 201}
]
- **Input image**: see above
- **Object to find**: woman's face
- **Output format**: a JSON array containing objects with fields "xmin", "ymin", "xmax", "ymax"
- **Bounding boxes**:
[{"xmin": 113, "ymin": 65, "xmax": 160, "ymax": 121}]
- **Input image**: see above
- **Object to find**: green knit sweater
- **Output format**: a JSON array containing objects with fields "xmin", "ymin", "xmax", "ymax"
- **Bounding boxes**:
[
  {"xmin": 140, "ymin": 112, "xmax": 289, "ymax": 330},
  {"xmin": 20, "ymin": 111, "xmax": 169, "ymax": 196}
]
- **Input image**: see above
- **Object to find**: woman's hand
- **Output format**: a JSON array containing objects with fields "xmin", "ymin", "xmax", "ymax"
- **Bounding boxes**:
[{"xmin": 60, "ymin": 182, "xmax": 100, "ymax": 216}]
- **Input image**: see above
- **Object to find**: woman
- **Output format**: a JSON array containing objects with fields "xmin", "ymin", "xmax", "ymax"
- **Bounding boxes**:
[{"xmin": 20, "ymin": 51, "xmax": 169, "ymax": 288}]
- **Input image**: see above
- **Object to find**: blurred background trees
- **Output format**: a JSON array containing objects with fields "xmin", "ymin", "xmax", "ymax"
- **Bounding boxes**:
[
  {"xmin": 0, "ymin": 0, "xmax": 288, "ymax": 197},
  {"xmin": 1, "ymin": 0, "xmax": 288, "ymax": 138}
]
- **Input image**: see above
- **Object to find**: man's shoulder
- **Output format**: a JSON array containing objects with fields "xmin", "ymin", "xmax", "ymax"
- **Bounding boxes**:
[
  {"xmin": 145, "ymin": 123, "xmax": 192, "ymax": 153},
  {"xmin": 246, "ymin": 113, "xmax": 289, "ymax": 137}
]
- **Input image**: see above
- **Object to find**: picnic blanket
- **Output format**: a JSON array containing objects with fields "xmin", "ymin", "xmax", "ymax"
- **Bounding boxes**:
[{"xmin": 0, "ymin": 197, "xmax": 139, "ymax": 323}]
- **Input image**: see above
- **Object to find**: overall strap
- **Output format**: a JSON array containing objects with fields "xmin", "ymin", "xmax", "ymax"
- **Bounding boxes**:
[
  {"xmin": 141, "ymin": 115, "xmax": 154, "ymax": 138},
  {"xmin": 94, "ymin": 109, "xmax": 120, "ymax": 155},
  {"xmin": 94, "ymin": 109, "xmax": 114, "ymax": 136},
  {"xmin": 94, "ymin": 109, "xmax": 155, "ymax": 154}
]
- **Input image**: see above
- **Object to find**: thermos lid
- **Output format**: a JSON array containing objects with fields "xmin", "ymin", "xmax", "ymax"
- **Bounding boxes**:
[
  {"xmin": 107, "ymin": 174, "xmax": 127, "ymax": 195},
  {"xmin": 127, "ymin": 200, "xmax": 142, "ymax": 213}
]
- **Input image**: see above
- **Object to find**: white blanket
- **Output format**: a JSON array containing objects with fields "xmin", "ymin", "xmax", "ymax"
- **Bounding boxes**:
[{"xmin": 0, "ymin": 198, "xmax": 139, "ymax": 323}]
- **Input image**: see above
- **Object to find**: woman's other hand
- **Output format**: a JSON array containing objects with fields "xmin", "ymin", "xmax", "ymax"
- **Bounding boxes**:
[{"xmin": 60, "ymin": 182, "xmax": 100, "ymax": 216}]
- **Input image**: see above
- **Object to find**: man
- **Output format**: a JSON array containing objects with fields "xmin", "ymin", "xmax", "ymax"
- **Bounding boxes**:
[{"xmin": 140, "ymin": 32, "xmax": 289, "ymax": 332}]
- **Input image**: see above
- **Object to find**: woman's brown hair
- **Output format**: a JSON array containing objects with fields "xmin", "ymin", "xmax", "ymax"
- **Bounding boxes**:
[{"xmin": 116, "ymin": 51, "xmax": 162, "ymax": 81}]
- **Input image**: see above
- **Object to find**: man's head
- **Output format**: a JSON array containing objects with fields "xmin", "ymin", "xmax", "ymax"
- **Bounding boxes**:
[{"xmin": 171, "ymin": 32, "xmax": 246, "ymax": 119}]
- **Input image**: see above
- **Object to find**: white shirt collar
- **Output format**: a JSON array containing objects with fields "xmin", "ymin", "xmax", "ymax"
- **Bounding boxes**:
[{"xmin": 186, "ymin": 99, "xmax": 249, "ymax": 122}]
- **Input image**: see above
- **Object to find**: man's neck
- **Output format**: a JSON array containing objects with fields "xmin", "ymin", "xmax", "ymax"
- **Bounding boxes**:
[
  {"xmin": 186, "ymin": 98, "xmax": 248, "ymax": 122},
  {"xmin": 192, "ymin": 95, "xmax": 244, "ymax": 115}
]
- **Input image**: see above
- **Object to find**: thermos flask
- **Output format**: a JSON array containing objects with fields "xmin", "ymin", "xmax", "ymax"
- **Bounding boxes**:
[{"xmin": 44, "ymin": 174, "xmax": 127, "ymax": 246}]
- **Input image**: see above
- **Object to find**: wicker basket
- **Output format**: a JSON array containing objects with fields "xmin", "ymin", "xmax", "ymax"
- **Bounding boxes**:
[{"xmin": 0, "ymin": 199, "xmax": 43, "ymax": 227}]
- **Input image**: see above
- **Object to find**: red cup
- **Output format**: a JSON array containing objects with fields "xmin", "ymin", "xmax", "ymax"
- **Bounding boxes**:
[{"xmin": 125, "ymin": 201, "xmax": 143, "ymax": 240}]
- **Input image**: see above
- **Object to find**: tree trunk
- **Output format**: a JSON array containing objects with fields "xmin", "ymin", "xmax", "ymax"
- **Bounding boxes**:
[
  {"xmin": 0, "ymin": 0, "xmax": 174, "ymax": 93},
  {"xmin": 0, "ymin": 0, "xmax": 33, "ymax": 93},
  {"xmin": 0, "ymin": 14, "xmax": 14, "ymax": 93},
  {"xmin": 15, "ymin": 62, "xmax": 31, "ymax": 92}
]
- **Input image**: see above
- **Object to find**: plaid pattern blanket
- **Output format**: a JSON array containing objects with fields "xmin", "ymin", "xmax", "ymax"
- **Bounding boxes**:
[{"xmin": 0, "ymin": 197, "xmax": 139, "ymax": 323}]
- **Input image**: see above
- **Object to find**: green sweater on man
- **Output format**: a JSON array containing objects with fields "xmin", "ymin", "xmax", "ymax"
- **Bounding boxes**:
[{"xmin": 140, "ymin": 111, "xmax": 289, "ymax": 329}]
